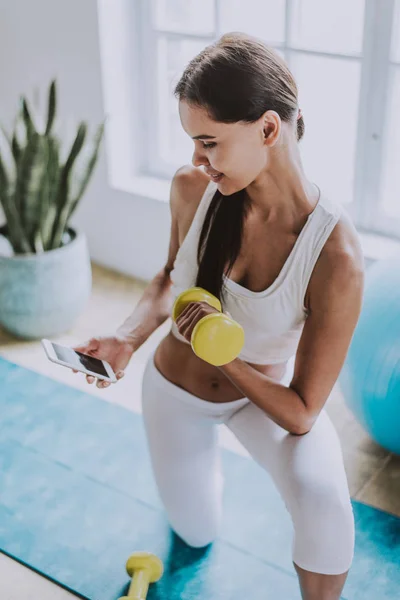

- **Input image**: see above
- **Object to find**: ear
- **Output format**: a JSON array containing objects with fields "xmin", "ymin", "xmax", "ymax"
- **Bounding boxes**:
[
  {"xmin": 263, "ymin": 123, "xmax": 274, "ymax": 139},
  {"xmin": 262, "ymin": 110, "xmax": 280, "ymax": 146}
]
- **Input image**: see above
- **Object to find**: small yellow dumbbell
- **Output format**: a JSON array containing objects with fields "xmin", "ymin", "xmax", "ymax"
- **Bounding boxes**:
[
  {"xmin": 118, "ymin": 552, "xmax": 164, "ymax": 600},
  {"xmin": 172, "ymin": 286, "xmax": 245, "ymax": 366}
]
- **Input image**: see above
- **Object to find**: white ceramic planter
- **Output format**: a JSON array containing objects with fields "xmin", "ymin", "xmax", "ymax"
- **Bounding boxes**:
[{"xmin": 0, "ymin": 226, "xmax": 92, "ymax": 339}]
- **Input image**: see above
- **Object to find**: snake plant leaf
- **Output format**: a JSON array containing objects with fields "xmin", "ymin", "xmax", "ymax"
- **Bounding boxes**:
[
  {"xmin": 0, "ymin": 143, "xmax": 10, "ymax": 230},
  {"xmin": 54, "ymin": 122, "xmax": 105, "ymax": 248},
  {"xmin": 1, "ymin": 116, "xmax": 24, "ymax": 166},
  {"xmin": 39, "ymin": 136, "xmax": 60, "ymax": 250},
  {"xmin": 37, "ymin": 164, "xmax": 50, "ymax": 235},
  {"xmin": 15, "ymin": 112, "xmax": 28, "ymax": 147},
  {"xmin": 57, "ymin": 122, "xmax": 87, "ymax": 212},
  {"xmin": 33, "ymin": 225, "xmax": 45, "ymax": 253},
  {"xmin": 0, "ymin": 125, "xmax": 12, "ymax": 150},
  {"xmin": 24, "ymin": 135, "xmax": 49, "ymax": 247},
  {"xmin": 0, "ymin": 150, "xmax": 9, "ymax": 193},
  {"xmin": 1, "ymin": 121, "xmax": 23, "ymax": 167},
  {"xmin": 0, "ymin": 157, "xmax": 20, "ymax": 250},
  {"xmin": 0, "ymin": 124, "xmax": 31, "ymax": 253},
  {"xmin": 21, "ymin": 96, "xmax": 36, "ymax": 139},
  {"xmin": 68, "ymin": 122, "xmax": 105, "ymax": 221},
  {"xmin": 46, "ymin": 136, "xmax": 60, "ymax": 208},
  {"xmin": 45, "ymin": 80, "xmax": 57, "ymax": 136},
  {"xmin": 0, "ymin": 188, "xmax": 32, "ymax": 254},
  {"xmin": 0, "ymin": 125, "xmax": 16, "ymax": 179},
  {"xmin": 0, "ymin": 193, "xmax": 15, "ymax": 246},
  {"xmin": 13, "ymin": 132, "xmax": 41, "ymax": 227},
  {"xmin": 50, "ymin": 123, "xmax": 87, "ymax": 248},
  {"xmin": 64, "ymin": 122, "xmax": 87, "ymax": 175},
  {"xmin": 11, "ymin": 132, "xmax": 21, "ymax": 165},
  {"xmin": 2, "ymin": 80, "xmax": 104, "ymax": 255},
  {"xmin": 49, "ymin": 177, "xmax": 70, "ymax": 250},
  {"xmin": 41, "ymin": 203, "xmax": 58, "ymax": 251}
]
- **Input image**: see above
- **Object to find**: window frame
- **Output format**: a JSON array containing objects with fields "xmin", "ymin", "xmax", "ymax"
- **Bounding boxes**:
[{"xmin": 136, "ymin": 0, "xmax": 400, "ymax": 239}]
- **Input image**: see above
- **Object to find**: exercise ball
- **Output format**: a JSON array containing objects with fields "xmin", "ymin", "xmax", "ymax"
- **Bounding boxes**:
[{"xmin": 339, "ymin": 257, "xmax": 400, "ymax": 455}]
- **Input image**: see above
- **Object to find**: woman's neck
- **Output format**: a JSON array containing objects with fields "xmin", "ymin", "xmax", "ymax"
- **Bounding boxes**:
[{"xmin": 245, "ymin": 141, "xmax": 318, "ymax": 222}]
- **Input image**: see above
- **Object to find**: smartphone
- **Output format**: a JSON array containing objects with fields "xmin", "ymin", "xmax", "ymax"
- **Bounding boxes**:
[{"xmin": 41, "ymin": 339, "xmax": 117, "ymax": 383}]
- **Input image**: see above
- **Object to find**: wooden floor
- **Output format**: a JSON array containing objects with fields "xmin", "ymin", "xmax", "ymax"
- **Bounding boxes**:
[{"xmin": 0, "ymin": 261, "xmax": 399, "ymax": 598}]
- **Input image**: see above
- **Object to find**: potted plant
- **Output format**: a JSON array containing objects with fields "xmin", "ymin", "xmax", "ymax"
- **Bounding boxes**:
[{"xmin": 0, "ymin": 79, "xmax": 104, "ymax": 339}]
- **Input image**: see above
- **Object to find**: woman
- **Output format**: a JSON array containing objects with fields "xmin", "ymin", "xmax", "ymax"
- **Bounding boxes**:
[{"xmin": 73, "ymin": 33, "xmax": 364, "ymax": 599}]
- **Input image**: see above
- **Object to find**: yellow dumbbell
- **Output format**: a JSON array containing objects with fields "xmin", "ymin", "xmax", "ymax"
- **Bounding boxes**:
[
  {"xmin": 172, "ymin": 286, "xmax": 245, "ymax": 366},
  {"xmin": 118, "ymin": 552, "xmax": 164, "ymax": 600}
]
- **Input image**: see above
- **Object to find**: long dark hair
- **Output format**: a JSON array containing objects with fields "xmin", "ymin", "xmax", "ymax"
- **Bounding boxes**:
[{"xmin": 174, "ymin": 32, "xmax": 305, "ymax": 305}]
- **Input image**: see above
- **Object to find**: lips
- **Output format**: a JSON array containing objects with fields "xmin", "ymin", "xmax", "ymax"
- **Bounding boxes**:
[{"xmin": 206, "ymin": 170, "xmax": 224, "ymax": 181}]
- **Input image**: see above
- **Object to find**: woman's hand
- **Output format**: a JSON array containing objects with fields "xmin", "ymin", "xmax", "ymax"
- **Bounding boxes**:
[
  {"xmin": 175, "ymin": 301, "xmax": 220, "ymax": 343},
  {"xmin": 71, "ymin": 334, "xmax": 137, "ymax": 389}
]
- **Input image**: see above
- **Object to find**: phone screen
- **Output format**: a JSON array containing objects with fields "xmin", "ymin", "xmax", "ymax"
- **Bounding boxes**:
[{"xmin": 51, "ymin": 342, "xmax": 109, "ymax": 377}]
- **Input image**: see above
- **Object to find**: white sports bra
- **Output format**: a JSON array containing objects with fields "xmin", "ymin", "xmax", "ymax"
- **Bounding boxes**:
[{"xmin": 169, "ymin": 180, "xmax": 342, "ymax": 365}]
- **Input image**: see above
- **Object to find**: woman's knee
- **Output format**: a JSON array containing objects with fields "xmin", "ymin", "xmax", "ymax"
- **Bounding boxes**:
[
  {"xmin": 288, "ymin": 473, "xmax": 355, "ymax": 573},
  {"xmin": 171, "ymin": 517, "xmax": 220, "ymax": 548},
  {"xmin": 296, "ymin": 475, "xmax": 354, "ymax": 527},
  {"xmin": 288, "ymin": 458, "xmax": 354, "ymax": 524},
  {"xmin": 175, "ymin": 529, "xmax": 218, "ymax": 549},
  {"xmin": 160, "ymin": 473, "xmax": 224, "ymax": 549}
]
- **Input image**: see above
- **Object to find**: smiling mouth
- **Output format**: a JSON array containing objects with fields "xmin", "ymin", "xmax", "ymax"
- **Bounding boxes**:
[{"xmin": 207, "ymin": 172, "xmax": 224, "ymax": 182}]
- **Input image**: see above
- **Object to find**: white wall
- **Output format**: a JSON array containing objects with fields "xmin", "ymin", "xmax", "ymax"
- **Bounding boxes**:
[{"xmin": 0, "ymin": 0, "xmax": 170, "ymax": 282}]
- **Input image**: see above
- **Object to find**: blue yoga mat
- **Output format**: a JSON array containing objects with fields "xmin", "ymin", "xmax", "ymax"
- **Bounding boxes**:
[{"xmin": 0, "ymin": 356, "xmax": 399, "ymax": 600}]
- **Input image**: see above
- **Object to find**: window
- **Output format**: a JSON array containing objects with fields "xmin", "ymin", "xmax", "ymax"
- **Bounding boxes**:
[
  {"xmin": 379, "ymin": 0, "xmax": 400, "ymax": 230},
  {"xmin": 135, "ymin": 0, "xmax": 400, "ymax": 239}
]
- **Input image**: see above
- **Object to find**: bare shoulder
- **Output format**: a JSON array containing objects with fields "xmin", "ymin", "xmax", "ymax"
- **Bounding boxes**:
[
  {"xmin": 164, "ymin": 165, "xmax": 210, "ymax": 275},
  {"xmin": 292, "ymin": 211, "xmax": 365, "ymax": 430},
  {"xmin": 170, "ymin": 165, "xmax": 210, "ymax": 244},
  {"xmin": 305, "ymin": 207, "xmax": 365, "ymax": 313}
]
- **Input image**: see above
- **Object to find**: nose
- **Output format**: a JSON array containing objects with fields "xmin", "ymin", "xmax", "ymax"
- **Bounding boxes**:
[{"xmin": 192, "ymin": 148, "xmax": 209, "ymax": 168}]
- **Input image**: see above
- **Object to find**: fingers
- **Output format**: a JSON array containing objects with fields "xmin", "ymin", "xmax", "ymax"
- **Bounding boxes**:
[
  {"xmin": 93, "ymin": 371, "xmax": 125, "ymax": 388},
  {"xmin": 71, "ymin": 374, "xmax": 96, "ymax": 384},
  {"xmin": 71, "ymin": 369, "xmax": 125, "ymax": 388},
  {"xmin": 72, "ymin": 337, "xmax": 99, "ymax": 354},
  {"xmin": 176, "ymin": 303, "xmax": 203, "ymax": 340},
  {"xmin": 94, "ymin": 371, "xmax": 124, "ymax": 388},
  {"xmin": 71, "ymin": 369, "xmax": 94, "ymax": 381},
  {"xmin": 72, "ymin": 345, "xmax": 91, "ymax": 354}
]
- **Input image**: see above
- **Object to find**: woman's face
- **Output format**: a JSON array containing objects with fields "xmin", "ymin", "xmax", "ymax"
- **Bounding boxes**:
[{"xmin": 179, "ymin": 100, "xmax": 279, "ymax": 195}]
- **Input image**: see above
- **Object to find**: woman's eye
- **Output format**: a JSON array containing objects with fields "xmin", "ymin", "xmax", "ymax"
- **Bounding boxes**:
[{"xmin": 202, "ymin": 142, "xmax": 216, "ymax": 149}]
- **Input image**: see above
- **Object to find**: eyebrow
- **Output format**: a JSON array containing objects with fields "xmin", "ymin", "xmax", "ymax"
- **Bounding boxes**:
[{"xmin": 192, "ymin": 134, "xmax": 216, "ymax": 140}]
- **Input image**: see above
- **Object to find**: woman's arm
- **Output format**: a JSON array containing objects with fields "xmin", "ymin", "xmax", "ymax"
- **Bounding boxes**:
[
  {"xmin": 115, "ymin": 167, "xmax": 187, "ymax": 347},
  {"xmin": 116, "ymin": 165, "xmax": 209, "ymax": 349},
  {"xmin": 177, "ymin": 217, "xmax": 364, "ymax": 434},
  {"xmin": 218, "ymin": 240, "xmax": 365, "ymax": 434},
  {"xmin": 219, "ymin": 358, "xmax": 309, "ymax": 434}
]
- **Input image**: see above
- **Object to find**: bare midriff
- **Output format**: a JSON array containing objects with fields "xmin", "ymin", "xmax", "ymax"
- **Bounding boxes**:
[{"xmin": 153, "ymin": 330, "xmax": 288, "ymax": 403}]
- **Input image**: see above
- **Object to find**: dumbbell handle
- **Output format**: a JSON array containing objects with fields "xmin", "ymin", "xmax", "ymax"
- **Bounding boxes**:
[
  {"xmin": 172, "ymin": 287, "xmax": 244, "ymax": 366},
  {"xmin": 130, "ymin": 568, "xmax": 150, "ymax": 598},
  {"xmin": 118, "ymin": 568, "xmax": 150, "ymax": 600},
  {"xmin": 118, "ymin": 552, "xmax": 163, "ymax": 600}
]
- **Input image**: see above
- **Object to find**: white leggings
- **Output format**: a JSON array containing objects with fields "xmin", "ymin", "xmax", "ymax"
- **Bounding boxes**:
[{"xmin": 141, "ymin": 349, "xmax": 355, "ymax": 575}]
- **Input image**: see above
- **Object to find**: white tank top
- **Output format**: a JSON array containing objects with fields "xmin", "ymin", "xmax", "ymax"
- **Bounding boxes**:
[{"xmin": 169, "ymin": 180, "xmax": 342, "ymax": 365}]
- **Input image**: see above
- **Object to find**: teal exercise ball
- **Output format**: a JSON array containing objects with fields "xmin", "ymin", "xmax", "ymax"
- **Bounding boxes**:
[{"xmin": 339, "ymin": 258, "xmax": 400, "ymax": 455}]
